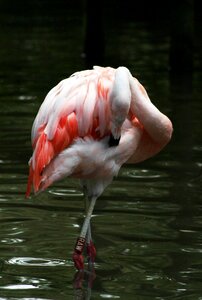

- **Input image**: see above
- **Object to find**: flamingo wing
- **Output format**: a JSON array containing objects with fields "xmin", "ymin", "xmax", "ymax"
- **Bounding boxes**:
[{"xmin": 26, "ymin": 67, "xmax": 115, "ymax": 197}]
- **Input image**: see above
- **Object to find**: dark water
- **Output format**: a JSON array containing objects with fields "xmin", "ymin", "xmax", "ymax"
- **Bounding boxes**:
[{"xmin": 0, "ymin": 6, "xmax": 202, "ymax": 300}]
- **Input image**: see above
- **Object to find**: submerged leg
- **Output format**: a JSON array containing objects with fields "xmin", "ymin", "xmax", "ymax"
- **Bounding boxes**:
[{"xmin": 73, "ymin": 195, "xmax": 97, "ymax": 270}]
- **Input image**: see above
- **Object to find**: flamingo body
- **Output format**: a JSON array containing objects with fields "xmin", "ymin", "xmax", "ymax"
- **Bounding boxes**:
[{"xmin": 26, "ymin": 66, "xmax": 172, "ymax": 269}]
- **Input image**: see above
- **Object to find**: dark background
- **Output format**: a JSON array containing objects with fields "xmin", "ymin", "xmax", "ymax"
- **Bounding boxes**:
[{"xmin": 0, "ymin": 0, "xmax": 201, "ymax": 72}]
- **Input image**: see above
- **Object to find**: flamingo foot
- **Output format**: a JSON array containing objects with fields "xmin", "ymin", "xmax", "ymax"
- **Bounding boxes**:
[
  {"xmin": 72, "ymin": 252, "xmax": 84, "ymax": 270},
  {"xmin": 87, "ymin": 269, "xmax": 96, "ymax": 288},
  {"xmin": 73, "ymin": 270, "xmax": 84, "ymax": 289},
  {"xmin": 73, "ymin": 237, "xmax": 86, "ymax": 270},
  {"xmin": 73, "ymin": 269, "xmax": 96, "ymax": 293},
  {"xmin": 86, "ymin": 240, "xmax": 96, "ymax": 264}
]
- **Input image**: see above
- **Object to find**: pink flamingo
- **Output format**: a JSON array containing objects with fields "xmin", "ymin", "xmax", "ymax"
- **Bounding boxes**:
[{"xmin": 26, "ymin": 66, "xmax": 173, "ymax": 270}]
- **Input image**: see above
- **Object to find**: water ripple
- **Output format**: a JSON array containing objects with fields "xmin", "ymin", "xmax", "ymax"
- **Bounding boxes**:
[
  {"xmin": 6, "ymin": 257, "xmax": 72, "ymax": 267},
  {"xmin": 1, "ymin": 238, "xmax": 24, "ymax": 244},
  {"xmin": 1, "ymin": 284, "xmax": 38, "ymax": 290},
  {"xmin": 48, "ymin": 188, "xmax": 82, "ymax": 197},
  {"xmin": 122, "ymin": 168, "xmax": 169, "ymax": 179}
]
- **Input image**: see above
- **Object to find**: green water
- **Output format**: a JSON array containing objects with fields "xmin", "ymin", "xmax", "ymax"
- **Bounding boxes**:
[{"xmin": 0, "ymin": 5, "xmax": 202, "ymax": 300}]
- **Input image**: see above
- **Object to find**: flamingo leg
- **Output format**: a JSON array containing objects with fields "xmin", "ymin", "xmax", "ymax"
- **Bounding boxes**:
[
  {"xmin": 85, "ymin": 197, "xmax": 96, "ymax": 266},
  {"xmin": 73, "ymin": 195, "xmax": 97, "ymax": 270},
  {"xmin": 85, "ymin": 196, "xmax": 92, "ymax": 249},
  {"xmin": 84, "ymin": 193, "xmax": 91, "ymax": 244}
]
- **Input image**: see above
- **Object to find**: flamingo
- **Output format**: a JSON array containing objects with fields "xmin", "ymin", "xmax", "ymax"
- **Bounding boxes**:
[{"xmin": 26, "ymin": 66, "xmax": 173, "ymax": 270}]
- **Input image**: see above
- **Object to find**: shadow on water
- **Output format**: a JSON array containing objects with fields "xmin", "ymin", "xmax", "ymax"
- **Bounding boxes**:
[{"xmin": 0, "ymin": 1, "xmax": 202, "ymax": 299}]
